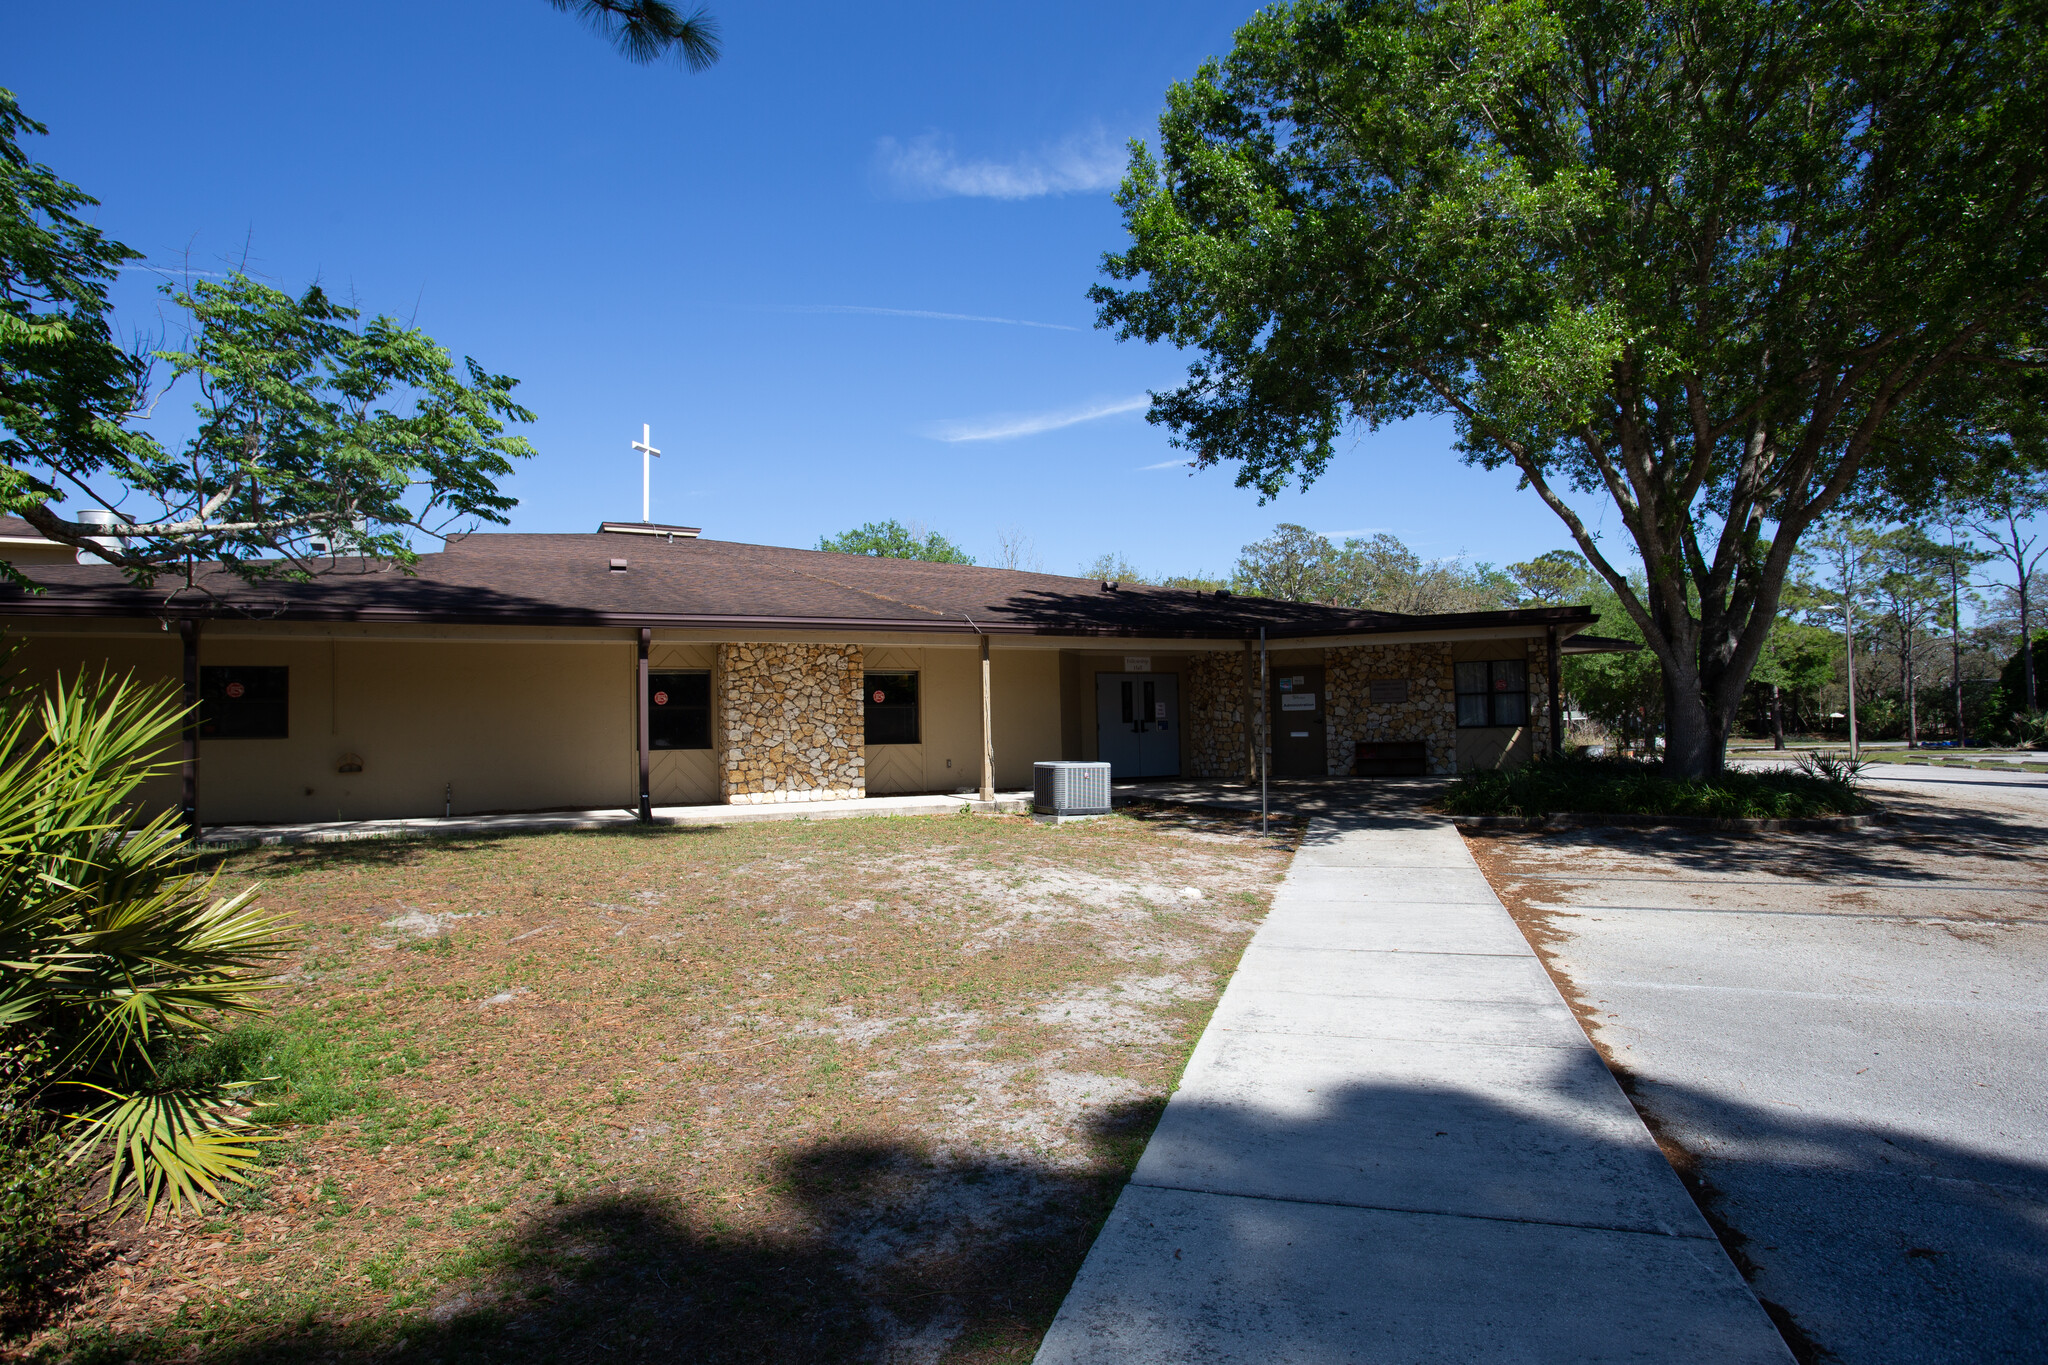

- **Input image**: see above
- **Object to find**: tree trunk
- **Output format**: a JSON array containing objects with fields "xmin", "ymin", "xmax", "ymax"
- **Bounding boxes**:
[
  {"xmin": 1772, "ymin": 684, "xmax": 1784, "ymax": 749},
  {"xmin": 1843, "ymin": 593, "xmax": 1860, "ymax": 760},
  {"xmin": 2022, "ymin": 571, "xmax": 2036, "ymax": 717},
  {"xmin": 1905, "ymin": 626, "xmax": 1919, "ymax": 748},
  {"xmin": 1950, "ymin": 560, "xmax": 1968, "ymax": 748}
]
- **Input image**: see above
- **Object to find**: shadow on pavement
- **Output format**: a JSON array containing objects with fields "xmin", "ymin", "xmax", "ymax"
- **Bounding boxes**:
[
  {"xmin": 1115, "ymin": 776, "xmax": 1453, "ymax": 833},
  {"xmin": 47, "ymin": 1067, "xmax": 2046, "ymax": 1364},
  {"xmin": 1629, "ymin": 1077, "xmax": 2048, "ymax": 1365}
]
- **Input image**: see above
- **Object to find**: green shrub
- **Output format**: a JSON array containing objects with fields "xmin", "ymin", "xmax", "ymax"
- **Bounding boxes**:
[
  {"xmin": 1441, "ymin": 749, "xmax": 1870, "ymax": 819},
  {"xmin": 0, "ymin": 663, "xmax": 292, "ymax": 1217},
  {"xmin": 0, "ymin": 1039, "xmax": 75, "ymax": 1323}
]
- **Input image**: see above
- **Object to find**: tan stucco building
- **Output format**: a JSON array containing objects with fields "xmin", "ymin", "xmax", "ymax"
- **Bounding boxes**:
[{"xmin": 0, "ymin": 520, "xmax": 1617, "ymax": 830}]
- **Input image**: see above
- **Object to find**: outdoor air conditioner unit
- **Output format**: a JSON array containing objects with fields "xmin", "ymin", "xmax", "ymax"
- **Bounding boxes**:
[{"xmin": 1034, "ymin": 761, "xmax": 1112, "ymax": 816}]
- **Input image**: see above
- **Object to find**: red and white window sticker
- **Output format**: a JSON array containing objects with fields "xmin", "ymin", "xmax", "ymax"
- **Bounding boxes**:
[
  {"xmin": 224, "ymin": 681, "xmax": 245, "ymax": 699},
  {"xmin": 872, "ymin": 690, "xmax": 886, "ymax": 704},
  {"xmin": 652, "ymin": 691, "xmax": 668, "ymax": 706}
]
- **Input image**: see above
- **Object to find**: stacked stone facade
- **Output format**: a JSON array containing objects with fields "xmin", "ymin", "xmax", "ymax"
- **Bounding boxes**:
[
  {"xmin": 1183, "ymin": 649, "xmax": 1255, "ymax": 779},
  {"xmin": 716, "ymin": 643, "xmax": 865, "ymax": 804},
  {"xmin": 1526, "ymin": 634, "xmax": 1556, "ymax": 757},
  {"xmin": 1325, "ymin": 643, "xmax": 1457, "ymax": 775}
]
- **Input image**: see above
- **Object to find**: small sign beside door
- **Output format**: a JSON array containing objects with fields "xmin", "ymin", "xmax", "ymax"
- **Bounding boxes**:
[
  {"xmin": 1123, "ymin": 656, "xmax": 1151, "ymax": 672},
  {"xmin": 1280, "ymin": 692, "xmax": 1317, "ymax": 711},
  {"xmin": 1369, "ymin": 679, "xmax": 1410, "ymax": 705}
]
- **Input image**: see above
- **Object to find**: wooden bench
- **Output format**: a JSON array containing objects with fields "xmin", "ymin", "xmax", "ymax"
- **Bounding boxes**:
[{"xmin": 1354, "ymin": 740, "xmax": 1428, "ymax": 776}]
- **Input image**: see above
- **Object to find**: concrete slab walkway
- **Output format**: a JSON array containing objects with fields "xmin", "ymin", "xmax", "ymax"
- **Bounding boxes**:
[
  {"xmin": 200, "ymin": 790, "xmax": 1032, "ymax": 848},
  {"xmin": 1036, "ymin": 809, "xmax": 1793, "ymax": 1363}
]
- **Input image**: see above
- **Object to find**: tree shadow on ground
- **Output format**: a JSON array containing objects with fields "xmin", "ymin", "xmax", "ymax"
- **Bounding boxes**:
[
  {"xmin": 1493, "ymin": 778, "xmax": 2048, "ymax": 887},
  {"xmin": 1116, "ymin": 777, "xmax": 1453, "ymax": 834},
  {"xmin": 55, "ymin": 1100, "xmax": 1166, "ymax": 1365},
  {"xmin": 42, "ymin": 1063, "xmax": 2048, "ymax": 1365},
  {"xmin": 198, "ymin": 822, "xmax": 727, "ymax": 874}
]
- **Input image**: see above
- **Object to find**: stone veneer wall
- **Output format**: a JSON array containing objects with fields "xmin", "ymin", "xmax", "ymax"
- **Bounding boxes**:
[
  {"xmin": 1325, "ymin": 642, "xmax": 1457, "ymax": 775},
  {"xmin": 1183, "ymin": 649, "xmax": 1254, "ymax": 779},
  {"xmin": 717, "ymin": 643, "xmax": 865, "ymax": 804},
  {"xmin": 1526, "ymin": 634, "xmax": 1555, "ymax": 757}
]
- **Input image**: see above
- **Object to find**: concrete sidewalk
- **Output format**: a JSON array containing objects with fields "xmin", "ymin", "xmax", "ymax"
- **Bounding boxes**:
[
  {"xmin": 200, "ymin": 790, "xmax": 1032, "ymax": 847},
  {"xmin": 1035, "ymin": 813, "xmax": 1793, "ymax": 1363}
]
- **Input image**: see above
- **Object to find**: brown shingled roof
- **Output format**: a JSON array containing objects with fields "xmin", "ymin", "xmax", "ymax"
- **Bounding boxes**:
[{"xmin": 0, "ymin": 532, "xmax": 1596, "ymax": 640}]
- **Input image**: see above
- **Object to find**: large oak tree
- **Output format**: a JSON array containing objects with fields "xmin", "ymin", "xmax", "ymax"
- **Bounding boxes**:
[{"xmin": 1094, "ymin": 0, "xmax": 2048, "ymax": 775}]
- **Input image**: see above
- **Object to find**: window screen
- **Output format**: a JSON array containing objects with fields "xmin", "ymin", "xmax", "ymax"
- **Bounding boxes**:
[
  {"xmin": 1454, "ymin": 659, "xmax": 1529, "ymax": 728},
  {"xmin": 199, "ymin": 666, "xmax": 288, "ymax": 739},
  {"xmin": 864, "ymin": 672, "xmax": 919, "ymax": 746},
  {"xmin": 648, "ymin": 671, "xmax": 711, "ymax": 750}
]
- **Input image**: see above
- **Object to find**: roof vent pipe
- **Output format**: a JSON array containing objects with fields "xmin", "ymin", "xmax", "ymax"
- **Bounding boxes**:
[{"xmin": 76, "ymin": 509, "xmax": 123, "ymax": 557}]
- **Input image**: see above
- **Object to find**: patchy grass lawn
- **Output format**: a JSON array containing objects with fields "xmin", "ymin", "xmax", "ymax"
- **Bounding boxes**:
[{"xmin": 24, "ymin": 806, "xmax": 1294, "ymax": 1365}]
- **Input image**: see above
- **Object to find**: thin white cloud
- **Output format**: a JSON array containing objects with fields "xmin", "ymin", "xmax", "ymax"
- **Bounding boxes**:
[
  {"xmin": 877, "ymin": 128, "xmax": 1127, "ymax": 201},
  {"xmin": 1139, "ymin": 459, "xmax": 1188, "ymax": 471},
  {"xmin": 929, "ymin": 394, "xmax": 1150, "ymax": 443},
  {"xmin": 770, "ymin": 303, "xmax": 1077, "ymax": 332}
]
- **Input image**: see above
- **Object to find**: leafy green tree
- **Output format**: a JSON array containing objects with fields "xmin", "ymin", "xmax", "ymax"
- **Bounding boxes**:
[
  {"xmin": 1080, "ymin": 552, "xmax": 1153, "ymax": 584},
  {"xmin": 1967, "ymin": 463, "xmax": 2048, "ymax": 716},
  {"xmin": 1509, "ymin": 550, "xmax": 1595, "ymax": 607},
  {"xmin": 1800, "ymin": 519, "xmax": 1886, "ymax": 756},
  {"xmin": 1560, "ymin": 582, "xmax": 1663, "ymax": 755},
  {"xmin": 1870, "ymin": 527, "xmax": 1948, "ymax": 744},
  {"xmin": 1751, "ymin": 619, "xmax": 1838, "ymax": 747},
  {"xmin": 546, "ymin": 0, "xmax": 721, "ymax": 68},
  {"xmin": 816, "ymin": 520, "xmax": 975, "ymax": 564},
  {"xmin": 0, "ymin": 662, "xmax": 289, "ymax": 1216},
  {"xmin": 1230, "ymin": 524, "xmax": 1341, "ymax": 601},
  {"xmin": 1092, "ymin": 0, "xmax": 2048, "ymax": 776},
  {"xmin": 1230, "ymin": 524, "xmax": 1516, "ymax": 610},
  {"xmin": 1997, "ymin": 633, "xmax": 2048, "ymax": 715},
  {"xmin": 0, "ymin": 92, "xmax": 537, "ymax": 585}
]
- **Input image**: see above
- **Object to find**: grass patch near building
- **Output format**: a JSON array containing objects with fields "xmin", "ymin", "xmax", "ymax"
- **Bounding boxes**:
[
  {"xmin": 22, "ymin": 807, "xmax": 1294, "ymax": 1365},
  {"xmin": 1442, "ymin": 751, "xmax": 1871, "ymax": 820}
]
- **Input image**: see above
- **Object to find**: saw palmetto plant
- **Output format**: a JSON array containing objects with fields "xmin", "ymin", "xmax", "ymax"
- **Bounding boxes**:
[{"xmin": 0, "ymin": 660, "xmax": 290, "ymax": 1218}]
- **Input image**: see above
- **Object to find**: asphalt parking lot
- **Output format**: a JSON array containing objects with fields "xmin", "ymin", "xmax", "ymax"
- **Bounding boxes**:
[{"xmin": 1462, "ymin": 764, "xmax": 2048, "ymax": 1364}]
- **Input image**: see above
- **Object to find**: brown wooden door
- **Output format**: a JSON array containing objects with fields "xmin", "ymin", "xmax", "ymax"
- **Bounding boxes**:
[{"xmin": 1270, "ymin": 665, "xmax": 1327, "ymax": 777}]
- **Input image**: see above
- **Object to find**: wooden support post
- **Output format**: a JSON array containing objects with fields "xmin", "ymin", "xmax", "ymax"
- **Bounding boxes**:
[
  {"xmin": 179, "ymin": 618, "xmax": 200, "ymax": 843},
  {"xmin": 979, "ymin": 633, "xmax": 994, "ymax": 803},
  {"xmin": 1546, "ymin": 625, "xmax": 1562, "ymax": 758},
  {"xmin": 636, "ymin": 627, "xmax": 652, "ymax": 822}
]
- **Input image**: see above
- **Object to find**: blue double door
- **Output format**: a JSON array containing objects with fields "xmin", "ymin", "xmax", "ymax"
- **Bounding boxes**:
[{"xmin": 1095, "ymin": 672, "xmax": 1181, "ymax": 778}]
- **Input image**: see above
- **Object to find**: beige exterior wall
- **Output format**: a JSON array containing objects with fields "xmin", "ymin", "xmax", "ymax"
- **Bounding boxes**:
[
  {"xmin": 8, "ymin": 626, "xmax": 635, "ymax": 823},
  {"xmin": 647, "ymin": 641, "xmax": 717, "ymax": 806},
  {"xmin": 1062, "ymin": 650, "xmax": 1193, "ymax": 771},
  {"xmin": 0, "ymin": 618, "xmax": 1562, "ymax": 824},
  {"xmin": 1449, "ymin": 637, "xmax": 1555, "ymax": 771}
]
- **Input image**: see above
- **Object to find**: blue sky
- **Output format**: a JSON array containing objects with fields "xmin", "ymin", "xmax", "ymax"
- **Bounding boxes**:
[{"xmin": 8, "ymin": 0, "xmax": 1601, "ymax": 579}]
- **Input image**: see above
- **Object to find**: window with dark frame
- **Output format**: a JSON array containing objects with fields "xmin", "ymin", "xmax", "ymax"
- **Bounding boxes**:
[
  {"xmin": 1454, "ymin": 659, "xmax": 1529, "ymax": 728},
  {"xmin": 199, "ymin": 666, "xmax": 289, "ymax": 739},
  {"xmin": 864, "ymin": 672, "xmax": 919, "ymax": 746},
  {"xmin": 648, "ymin": 671, "xmax": 711, "ymax": 750}
]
